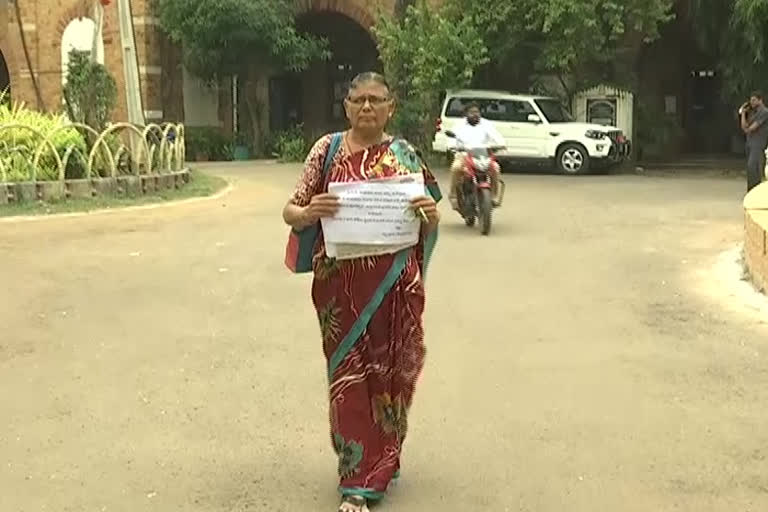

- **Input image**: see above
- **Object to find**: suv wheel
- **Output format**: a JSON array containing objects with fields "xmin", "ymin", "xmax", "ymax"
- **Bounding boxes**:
[{"xmin": 557, "ymin": 143, "xmax": 590, "ymax": 175}]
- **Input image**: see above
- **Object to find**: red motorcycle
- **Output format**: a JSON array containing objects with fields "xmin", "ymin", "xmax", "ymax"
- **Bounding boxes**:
[{"xmin": 445, "ymin": 131, "xmax": 506, "ymax": 236}]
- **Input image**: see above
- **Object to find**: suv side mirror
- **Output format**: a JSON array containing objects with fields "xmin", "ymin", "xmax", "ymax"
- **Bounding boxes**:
[{"xmin": 527, "ymin": 114, "xmax": 542, "ymax": 124}]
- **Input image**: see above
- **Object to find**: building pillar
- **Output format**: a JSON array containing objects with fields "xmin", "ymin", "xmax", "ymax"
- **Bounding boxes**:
[{"xmin": 129, "ymin": 0, "xmax": 168, "ymax": 124}]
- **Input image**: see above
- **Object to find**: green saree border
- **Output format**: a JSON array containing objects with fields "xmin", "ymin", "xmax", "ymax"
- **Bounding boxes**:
[
  {"xmin": 339, "ymin": 486, "xmax": 385, "ymax": 501},
  {"xmin": 422, "ymin": 229, "xmax": 438, "ymax": 278},
  {"xmin": 422, "ymin": 181, "xmax": 440, "ymax": 278},
  {"xmin": 326, "ymin": 144, "xmax": 441, "ymax": 379},
  {"xmin": 327, "ymin": 249, "xmax": 411, "ymax": 379}
]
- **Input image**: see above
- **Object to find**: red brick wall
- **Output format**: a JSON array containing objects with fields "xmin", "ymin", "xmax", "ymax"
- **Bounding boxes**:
[
  {"xmin": 3, "ymin": 0, "xmax": 125, "ymax": 119},
  {"xmin": 296, "ymin": 0, "xmax": 390, "ymax": 30},
  {"xmin": 1, "ymin": 0, "xmax": 171, "ymax": 123},
  {"xmin": 1, "ymin": 0, "xmax": 395, "ymax": 126}
]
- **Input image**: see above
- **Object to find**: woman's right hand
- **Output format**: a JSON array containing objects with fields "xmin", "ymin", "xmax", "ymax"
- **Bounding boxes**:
[{"xmin": 301, "ymin": 193, "xmax": 340, "ymax": 225}]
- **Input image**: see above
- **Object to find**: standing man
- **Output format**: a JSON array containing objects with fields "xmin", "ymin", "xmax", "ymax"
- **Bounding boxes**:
[
  {"xmin": 740, "ymin": 91, "xmax": 768, "ymax": 192},
  {"xmin": 448, "ymin": 103, "xmax": 505, "ymax": 209}
]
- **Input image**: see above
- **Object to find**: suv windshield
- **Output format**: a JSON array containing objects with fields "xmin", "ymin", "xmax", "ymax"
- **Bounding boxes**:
[
  {"xmin": 444, "ymin": 97, "xmax": 538, "ymax": 122},
  {"xmin": 534, "ymin": 99, "xmax": 573, "ymax": 123}
]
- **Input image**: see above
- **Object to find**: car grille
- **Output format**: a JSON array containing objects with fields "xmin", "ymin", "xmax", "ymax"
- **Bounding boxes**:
[
  {"xmin": 607, "ymin": 130, "xmax": 624, "ymax": 144},
  {"xmin": 606, "ymin": 130, "xmax": 631, "ymax": 158}
]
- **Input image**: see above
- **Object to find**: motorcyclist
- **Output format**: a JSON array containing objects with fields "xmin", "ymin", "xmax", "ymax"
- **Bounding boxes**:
[{"xmin": 448, "ymin": 102, "xmax": 505, "ymax": 210}]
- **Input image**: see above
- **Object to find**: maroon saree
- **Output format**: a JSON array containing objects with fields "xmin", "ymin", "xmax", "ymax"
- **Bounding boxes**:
[{"xmin": 290, "ymin": 134, "xmax": 441, "ymax": 500}]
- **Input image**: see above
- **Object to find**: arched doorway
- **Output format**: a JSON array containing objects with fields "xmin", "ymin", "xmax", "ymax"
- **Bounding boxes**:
[
  {"xmin": 269, "ymin": 11, "xmax": 380, "ymax": 140},
  {"xmin": 0, "ymin": 49, "xmax": 10, "ymax": 102},
  {"xmin": 61, "ymin": 18, "xmax": 105, "ymax": 86}
]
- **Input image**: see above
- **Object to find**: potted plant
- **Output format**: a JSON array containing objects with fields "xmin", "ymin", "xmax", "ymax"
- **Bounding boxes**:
[
  {"xmin": 185, "ymin": 127, "xmax": 210, "ymax": 162},
  {"xmin": 197, "ymin": 131, "xmax": 211, "ymax": 161},
  {"xmin": 233, "ymin": 131, "xmax": 251, "ymax": 161}
]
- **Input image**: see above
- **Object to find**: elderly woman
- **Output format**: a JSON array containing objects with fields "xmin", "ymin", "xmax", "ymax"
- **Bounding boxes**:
[{"xmin": 282, "ymin": 72, "xmax": 441, "ymax": 512}]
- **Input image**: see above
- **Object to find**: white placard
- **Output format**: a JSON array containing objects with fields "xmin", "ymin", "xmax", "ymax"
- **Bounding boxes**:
[
  {"xmin": 325, "ymin": 241, "xmax": 414, "ymax": 260},
  {"xmin": 322, "ymin": 174, "xmax": 425, "ymax": 247}
]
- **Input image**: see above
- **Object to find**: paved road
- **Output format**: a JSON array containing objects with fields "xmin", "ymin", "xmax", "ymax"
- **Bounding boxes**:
[{"xmin": 2, "ymin": 163, "xmax": 767, "ymax": 512}]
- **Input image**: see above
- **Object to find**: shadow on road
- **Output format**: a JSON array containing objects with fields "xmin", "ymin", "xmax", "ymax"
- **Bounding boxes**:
[{"xmin": 439, "ymin": 217, "xmax": 519, "ymax": 238}]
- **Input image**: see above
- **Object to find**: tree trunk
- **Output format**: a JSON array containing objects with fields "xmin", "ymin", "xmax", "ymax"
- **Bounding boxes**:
[
  {"xmin": 557, "ymin": 73, "xmax": 575, "ymax": 105},
  {"xmin": 243, "ymin": 66, "xmax": 270, "ymax": 157}
]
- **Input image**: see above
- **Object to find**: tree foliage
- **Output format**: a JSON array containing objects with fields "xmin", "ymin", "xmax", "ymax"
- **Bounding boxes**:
[
  {"xmin": 444, "ymin": 0, "xmax": 674, "ymax": 98},
  {"xmin": 373, "ymin": 0, "xmax": 489, "ymax": 146},
  {"xmin": 375, "ymin": 0, "xmax": 675, "ymax": 149},
  {"xmin": 156, "ymin": 0, "xmax": 329, "ymax": 154},
  {"xmin": 156, "ymin": 0, "xmax": 328, "ymax": 80},
  {"xmin": 690, "ymin": 0, "xmax": 768, "ymax": 103},
  {"xmin": 62, "ymin": 50, "xmax": 117, "ymax": 131}
]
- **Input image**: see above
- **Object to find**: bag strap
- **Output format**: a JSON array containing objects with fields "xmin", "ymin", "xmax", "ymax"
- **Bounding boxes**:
[{"xmin": 322, "ymin": 132, "xmax": 343, "ymax": 179}]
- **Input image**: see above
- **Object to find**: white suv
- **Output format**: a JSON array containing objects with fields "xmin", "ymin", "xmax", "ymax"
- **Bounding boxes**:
[{"xmin": 433, "ymin": 90, "xmax": 631, "ymax": 175}]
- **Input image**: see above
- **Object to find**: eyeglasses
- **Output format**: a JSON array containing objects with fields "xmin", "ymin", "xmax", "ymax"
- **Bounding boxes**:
[{"xmin": 345, "ymin": 95, "xmax": 392, "ymax": 107}]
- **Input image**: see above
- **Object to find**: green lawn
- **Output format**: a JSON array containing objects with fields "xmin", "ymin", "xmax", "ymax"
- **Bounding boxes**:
[{"xmin": 0, "ymin": 170, "xmax": 228, "ymax": 218}]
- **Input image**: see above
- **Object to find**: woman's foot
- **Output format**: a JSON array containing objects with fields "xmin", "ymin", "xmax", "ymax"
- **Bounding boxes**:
[{"xmin": 338, "ymin": 495, "xmax": 369, "ymax": 512}]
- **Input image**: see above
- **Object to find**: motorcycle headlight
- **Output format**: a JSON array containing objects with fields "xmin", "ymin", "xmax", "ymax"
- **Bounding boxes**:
[{"xmin": 585, "ymin": 130, "xmax": 606, "ymax": 140}]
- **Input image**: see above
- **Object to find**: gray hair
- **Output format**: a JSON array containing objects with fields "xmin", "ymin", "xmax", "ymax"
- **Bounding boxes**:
[{"xmin": 348, "ymin": 72, "xmax": 391, "ymax": 94}]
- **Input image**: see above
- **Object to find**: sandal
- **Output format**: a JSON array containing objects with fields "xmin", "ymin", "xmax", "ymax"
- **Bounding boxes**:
[{"xmin": 338, "ymin": 495, "xmax": 369, "ymax": 512}]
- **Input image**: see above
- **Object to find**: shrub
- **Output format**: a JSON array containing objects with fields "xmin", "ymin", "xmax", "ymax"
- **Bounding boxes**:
[
  {"xmin": 185, "ymin": 126, "xmax": 234, "ymax": 161},
  {"xmin": 63, "ymin": 50, "xmax": 117, "ymax": 133},
  {"xmin": 271, "ymin": 124, "xmax": 309, "ymax": 162},
  {"xmin": 0, "ymin": 98, "xmax": 86, "ymax": 182}
]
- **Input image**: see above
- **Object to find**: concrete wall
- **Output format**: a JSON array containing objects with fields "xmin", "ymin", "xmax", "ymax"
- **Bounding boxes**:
[
  {"xmin": 183, "ymin": 67, "xmax": 219, "ymax": 127},
  {"xmin": 744, "ymin": 183, "xmax": 768, "ymax": 292}
]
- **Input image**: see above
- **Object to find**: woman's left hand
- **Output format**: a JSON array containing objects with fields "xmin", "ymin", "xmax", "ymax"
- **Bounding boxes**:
[{"xmin": 410, "ymin": 196, "xmax": 440, "ymax": 228}]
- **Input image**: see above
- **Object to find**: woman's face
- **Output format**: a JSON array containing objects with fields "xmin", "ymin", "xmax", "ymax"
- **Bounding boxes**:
[{"xmin": 345, "ymin": 82, "xmax": 395, "ymax": 135}]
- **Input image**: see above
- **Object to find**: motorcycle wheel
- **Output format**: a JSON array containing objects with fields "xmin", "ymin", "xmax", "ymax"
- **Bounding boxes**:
[
  {"xmin": 479, "ymin": 188, "xmax": 493, "ymax": 236},
  {"xmin": 462, "ymin": 189, "xmax": 476, "ymax": 227}
]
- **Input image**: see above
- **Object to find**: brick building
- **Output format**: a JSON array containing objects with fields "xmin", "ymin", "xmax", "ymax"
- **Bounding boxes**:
[
  {"xmin": 0, "ymin": 0, "xmax": 389, "ymax": 134},
  {"xmin": 0, "ymin": 0, "xmax": 180, "ymax": 123},
  {"xmin": 0, "ymin": 0, "xmax": 732, "ymax": 158}
]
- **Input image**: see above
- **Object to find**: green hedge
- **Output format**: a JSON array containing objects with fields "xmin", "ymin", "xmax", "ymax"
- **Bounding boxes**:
[
  {"xmin": 184, "ymin": 126, "xmax": 234, "ymax": 162},
  {"xmin": 0, "ymin": 101, "xmax": 86, "ymax": 182}
]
